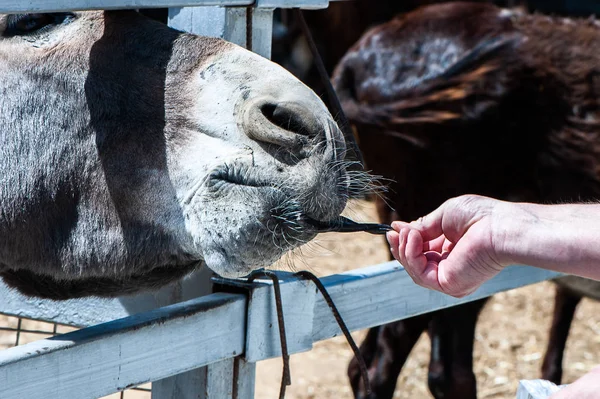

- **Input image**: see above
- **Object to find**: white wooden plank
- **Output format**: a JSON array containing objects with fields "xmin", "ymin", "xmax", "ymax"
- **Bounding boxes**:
[
  {"xmin": 0, "ymin": 0, "xmax": 339, "ymax": 13},
  {"xmin": 516, "ymin": 379, "xmax": 566, "ymax": 399},
  {"xmin": 143, "ymin": 272, "xmax": 214, "ymax": 398},
  {"xmin": 153, "ymin": 357, "xmax": 254, "ymax": 399},
  {"xmin": 247, "ymin": 7, "xmax": 274, "ymax": 59},
  {"xmin": 311, "ymin": 263, "xmax": 561, "ymax": 341},
  {"xmin": 152, "ymin": 8, "xmax": 260, "ymax": 394},
  {"xmin": 0, "ymin": 281, "xmax": 130, "ymax": 327},
  {"xmin": 168, "ymin": 6, "xmax": 247, "ymax": 46},
  {"xmin": 0, "ymin": 0, "xmax": 253, "ymax": 13},
  {"xmin": 207, "ymin": 359, "xmax": 235, "ymax": 398},
  {"xmin": 118, "ymin": 268, "xmax": 215, "ymax": 314},
  {"xmin": 0, "ymin": 293, "xmax": 246, "ymax": 399},
  {"xmin": 0, "ymin": 269, "xmax": 214, "ymax": 327},
  {"xmin": 0, "ymin": 262, "xmax": 563, "ymax": 399},
  {"xmin": 150, "ymin": 8, "xmax": 250, "ymax": 398},
  {"xmin": 256, "ymin": 0, "xmax": 328, "ymax": 9},
  {"xmin": 243, "ymin": 273, "xmax": 316, "ymax": 362},
  {"xmin": 150, "ymin": 369, "xmax": 206, "ymax": 399},
  {"xmin": 215, "ymin": 262, "xmax": 561, "ymax": 361}
]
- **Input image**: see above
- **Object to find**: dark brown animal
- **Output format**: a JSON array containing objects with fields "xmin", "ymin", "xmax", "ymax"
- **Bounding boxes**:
[
  {"xmin": 272, "ymin": 0, "xmax": 525, "ymax": 97},
  {"xmin": 332, "ymin": 3, "xmax": 600, "ymax": 398}
]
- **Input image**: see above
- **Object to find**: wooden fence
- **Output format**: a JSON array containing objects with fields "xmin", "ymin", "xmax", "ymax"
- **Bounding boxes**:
[{"xmin": 0, "ymin": 262, "xmax": 560, "ymax": 398}]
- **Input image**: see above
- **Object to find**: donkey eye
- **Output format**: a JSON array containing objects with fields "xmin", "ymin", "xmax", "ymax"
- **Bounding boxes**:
[{"xmin": 4, "ymin": 13, "xmax": 75, "ymax": 37}]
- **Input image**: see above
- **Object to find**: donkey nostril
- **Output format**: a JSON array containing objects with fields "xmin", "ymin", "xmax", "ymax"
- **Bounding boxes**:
[
  {"xmin": 260, "ymin": 102, "xmax": 318, "ymax": 137},
  {"xmin": 242, "ymin": 97, "xmax": 331, "ymax": 158}
]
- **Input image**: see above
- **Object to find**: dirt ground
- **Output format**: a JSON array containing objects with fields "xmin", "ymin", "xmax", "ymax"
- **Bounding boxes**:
[{"xmin": 2, "ymin": 199, "xmax": 599, "ymax": 399}]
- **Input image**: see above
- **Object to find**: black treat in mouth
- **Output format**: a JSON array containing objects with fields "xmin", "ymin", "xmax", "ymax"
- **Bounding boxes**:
[{"xmin": 301, "ymin": 215, "xmax": 392, "ymax": 235}]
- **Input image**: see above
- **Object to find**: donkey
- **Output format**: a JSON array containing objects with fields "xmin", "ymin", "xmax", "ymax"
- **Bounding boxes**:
[
  {"xmin": 0, "ymin": 11, "xmax": 368, "ymax": 300},
  {"xmin": 271, "ymin": 0, "xmax": 525, "ymax": 97},
  {"xmin": 333, "ymin": 2, "xmax": 600, "ymax": 398}
]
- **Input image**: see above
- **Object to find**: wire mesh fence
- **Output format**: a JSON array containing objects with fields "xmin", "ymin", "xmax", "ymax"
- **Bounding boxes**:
[{"xmin": 0, "ymin": 314, "xmax": 152, "ymax": 399}]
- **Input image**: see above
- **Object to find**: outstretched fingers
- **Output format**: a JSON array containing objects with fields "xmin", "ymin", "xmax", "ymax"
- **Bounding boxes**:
[{"xmin": 387, "ymin": 228, "xmax": 443, "ymax": 292}]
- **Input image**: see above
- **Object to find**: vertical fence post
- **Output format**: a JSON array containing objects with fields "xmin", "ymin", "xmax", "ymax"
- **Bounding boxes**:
[
  {"xmin": 247, "ymin": 7, "xmax": 274, "ymax": 59},
  {"xmin": 168, "ymin": 6, "xmax": 248, "ymax": 46},
  {"xmin": 233, "ymin": 358, "xmax": 256, "ymax": 399},
  {"xmin": 149, "ymin": 6, "xmax": 270, "ymax": 398}
]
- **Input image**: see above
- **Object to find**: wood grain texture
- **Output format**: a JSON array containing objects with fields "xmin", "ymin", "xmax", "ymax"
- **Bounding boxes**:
[
  {"xmin": 0, "ymin": 0, "xmax": 338, "ymax": 12},
  {"xmin": 214, "ymin": 262, "xmax": 561, "ymax": 357},
  {"xmin": 244, "ymin": 276, "xmax": 316, "ymax": 362},
  {"xmin": 0, "ymin": 269, "xmax": 214, "ymax": 327},
  {"xmin": 0, "ymin": 293, "xmax": 246, "ymax": 399},
  {"xmin": 0, "ymin": 0, "xmax": 252, "ymax": 13},
  {"xmin": 233, "ymin": 358, "xmax": 256, "ymax": 399},
  {"xmin": 311, "ymin": 262, "xmax": 561, "ymax": 341},
  {"xmin": 0, "ymin": 263, "xmax": 561, "ymax": 398}
]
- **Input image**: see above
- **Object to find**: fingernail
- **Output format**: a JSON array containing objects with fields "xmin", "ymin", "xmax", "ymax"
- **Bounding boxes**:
[{"xmin": 411, "ymin": 217, "xmax": 424, "ymax": 226}]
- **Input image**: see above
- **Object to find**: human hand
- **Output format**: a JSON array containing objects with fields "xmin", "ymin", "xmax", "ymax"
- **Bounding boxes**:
[{"xmin": 386, "ymin": 195, "xmax": 515, "ymax": 297}]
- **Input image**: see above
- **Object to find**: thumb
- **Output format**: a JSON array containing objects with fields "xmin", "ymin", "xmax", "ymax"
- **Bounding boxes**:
[
  {"xmin": 417, "ymin": 195, "xmax": 492, "ymax": 244},
  {"xmin": 392, "ymin": 199, "xmax": 453, "ymax": 242}
]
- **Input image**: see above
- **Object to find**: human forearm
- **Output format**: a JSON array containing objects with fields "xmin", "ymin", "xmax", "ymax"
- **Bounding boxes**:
[{"xmin": 496, "ymin": 202, "xmax": 600, "ymax": 280}]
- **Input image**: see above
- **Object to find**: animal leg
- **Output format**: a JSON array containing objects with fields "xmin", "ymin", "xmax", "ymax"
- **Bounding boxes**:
[
  {"xmin": 349, "ymin": 314, "xmax": 431, "ymax": 399},
  {"xmin": 348, "ymin": 325, "xmax": 381, "ymax": 395},
  {"xmin": 428, "ymin": 299, "xmax": 487, "ymax": 399},
  {"xmin": 427, "ymin": 311, "xmax": 452, "ymax": 399},
  {"xmin": 541, "ymin": 285, "xmax": 582, "ymax": 384}
]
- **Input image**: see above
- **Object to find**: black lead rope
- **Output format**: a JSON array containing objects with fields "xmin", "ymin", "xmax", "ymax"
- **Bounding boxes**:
[
  {"xmin": 294, "ymin": 271, "xmax": 372, "ymax": 396},
  {"xmin": 294, "ymin": 8, "xmax": 366, "ymax": 168},
  {"xmin": 246, "ymin": 12, "xmax": 375, "ymax": 397},
  {"xmin": 248, "ymin": 270, "xmax": 372, "ymax": 398},
  {"xmin": 248, "ymin": 271, "xmax": 291, "ymax": 399},
  {"xmin": 294, "ymin": 9, "xmax": 393, "ymax": 237}
]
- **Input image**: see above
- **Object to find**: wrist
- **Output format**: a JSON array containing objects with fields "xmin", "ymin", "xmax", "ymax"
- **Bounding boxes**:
[{"xmin": 489, "ymin": 201, "xmax": 546, "ymax": 267}]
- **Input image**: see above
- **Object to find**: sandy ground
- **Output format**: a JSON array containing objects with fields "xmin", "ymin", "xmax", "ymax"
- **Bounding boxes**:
[{"xmin": 1, "ymin": 200, "xmax": 599, "ymax": 399}]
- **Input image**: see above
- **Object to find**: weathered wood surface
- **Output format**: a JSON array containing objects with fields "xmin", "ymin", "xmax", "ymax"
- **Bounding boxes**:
[
  {"xmin": 0, "ymin": 0, "xmax": 334, "ymax": 13},
  {"xmin": 516, "ymin": 379, "xmax": 566, "ymax": 399},
  {"xmin": 0, "ymin": 0, "xmax": 252, "ymax": 13},
  {"xmin": 0, "ymin": 269, "xmax": 213, "ymax": 327},
  {"xmin": 213, "ymin": 262, "xmax": 561, "ymax": 360},
  {"xmin": 169, "ymin": 6, "xmax": 248, "ymax": 47},
  {"xmin": 0, "ymin": 280, "xmax": 131, "ymax": 327},
  {"xmin": 311, "ymin": 262, "xmax": 561, "ymax": 341},
  {"xmin": 0, "ymin": 263, "xmax": 561, "ymax": 397},
  {"xmin": 233, "ymin": 358, "xmax": 256, "ymax": 399},
  {"xmin": 256, "ymin": 0, "xmax": 328, "ymax": 9},
  {"xmin": 242, "ymin": 274, "xmax": 317, "ymax": 362},
  {"xmin": 0, "ymin": 293, "xmax": 246, "ymax": 399},
  {"xmin": 247, "ymin": 7, "xmax": 274, "ymax": 59}
]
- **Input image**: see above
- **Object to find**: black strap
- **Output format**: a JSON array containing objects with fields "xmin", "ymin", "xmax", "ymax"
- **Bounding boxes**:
[
  {"xmin": 294, "ymin": 8, "xmax": 365, "ymax": 168},
  {"xmin": 247, "ymin": 270, "xmax": 372, "ymax": 397}
]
